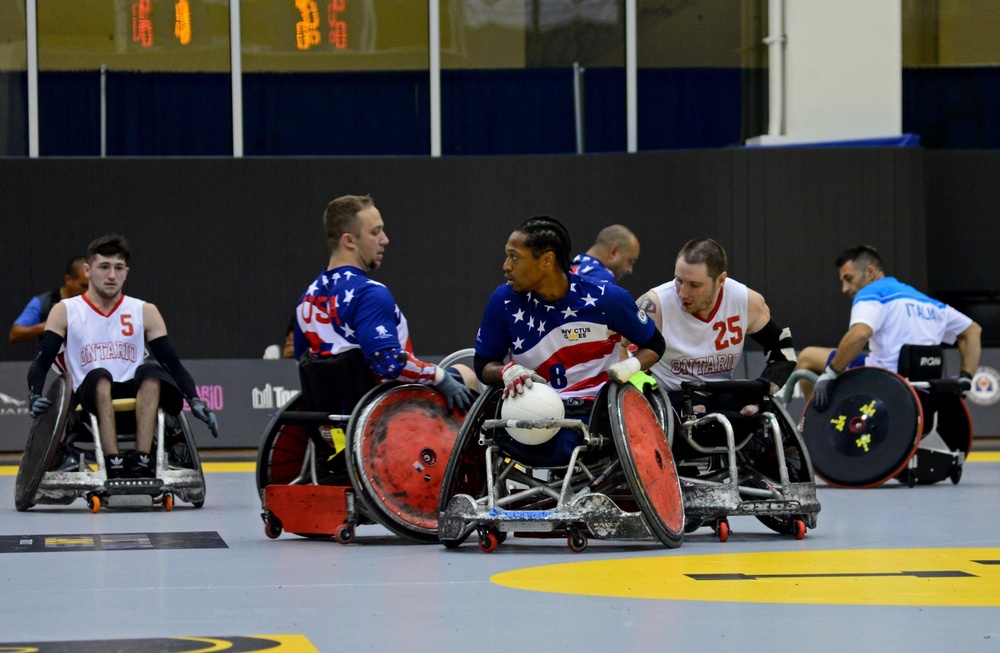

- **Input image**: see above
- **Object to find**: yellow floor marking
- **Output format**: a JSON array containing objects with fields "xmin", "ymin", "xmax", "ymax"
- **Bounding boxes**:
[
  {"xmin": 492, "ymin": 548, "xmax": 1000, "ymax": 606},
  {"xmin": 0, "ymin": 462, "xmax": 255, "ymax": 475},
  {"xmin": 968, "ymin": 451, "xmax": 1000, "ymax": 462}
]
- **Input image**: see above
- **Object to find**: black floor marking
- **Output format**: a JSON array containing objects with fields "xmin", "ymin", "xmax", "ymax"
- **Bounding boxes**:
[
  {"xmin": 0, "ymin": 635, "xmax": 285, "ymax": 652},
  {"xmin": 0, "ymin": 531, "xmax": 228, "ymax": 553},
  {"xmin": 687, "ymin": 570, "xmax": 977, "ymax": 581}
]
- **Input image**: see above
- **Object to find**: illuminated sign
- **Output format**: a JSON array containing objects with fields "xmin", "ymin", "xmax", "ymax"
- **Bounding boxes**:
[
  {"xmin": 175, "ymin": 0, "xmax": 192, "ymax": 45},
  {"xmin": 296, "ymin": 0, "xmax": 349, "ymax": 51},
  {"xmin": 132, "ymin": 0, "xmax": 153, "ymax": 47}
]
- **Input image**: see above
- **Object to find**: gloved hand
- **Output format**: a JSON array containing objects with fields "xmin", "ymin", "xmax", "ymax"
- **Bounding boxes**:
[
  {"xmin": 628, "ymin": 369, "xmax": 659, "ymax": 393},
  {"xmin": 28, "ymin": 391, "xmax": 51, "ymax": 418},
  {"xmin": 959, "ymin": 371, "xmax": 974, "ymax": 398},
  {"xmin": 607, "ymin": 357, "xmax": 641, "ymax": 385},
  {"xmin": 811, "ymin": 365, "xmax": 840, "ymax": 411},
  {"xmin": 189, "ymin": 398, "xmax": 219, "ymax": 438},
  {"xmin": 435, "ymin": 372, "xmax": 476, "ymax": 413},
  {"xmin": 501, "ymin": 361, "xmax": 545, "ymax": 398}
]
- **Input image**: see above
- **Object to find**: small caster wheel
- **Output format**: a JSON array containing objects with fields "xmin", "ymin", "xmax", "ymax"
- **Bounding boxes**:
[
  {"xmin": 263, "ymin": 517, "xmax": 282, "ymax": 539},
  {"xmin": 716, "ymin": 519, "xmax": 730, "ymax": 543},
  {"xmin": 950, "ymin": 466, "xmax": 962, "ymax": 485},
  {"xmin": 478, "ymin": 531, "xmax": 499, "ymax": 553},
  {"xmin": 568, "ymin": 532, "xmax": 588, "ymax": 553},
  {"xmin": 163, "ymin": 494, "xmax": 174, "ymax": 512},
  {"xmin": 793, "ymin": 518, "xmax": 806, "ymax": 540},
  {"xmin": 87, "ymin": 495, "xmax": 101, "ymax": 513},
  {"xmin": 335, "ymin": 523, "xmax": 355, "ymax": 545}
]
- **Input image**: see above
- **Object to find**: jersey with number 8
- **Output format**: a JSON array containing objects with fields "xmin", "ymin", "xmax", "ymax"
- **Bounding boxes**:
[{"xmin": 62, "ymin": 295, "xmax": 147, "ymax": 391}]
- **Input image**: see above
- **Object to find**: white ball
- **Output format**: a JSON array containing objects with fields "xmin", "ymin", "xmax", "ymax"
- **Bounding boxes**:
[{"xmin": 500, "ymin": 382, "xmax": 566, "ymax": 445}]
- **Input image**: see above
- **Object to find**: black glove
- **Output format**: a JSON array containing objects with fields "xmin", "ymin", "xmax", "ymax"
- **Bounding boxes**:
[
  {"xmin": 28, "ymin": 391, "xmax": 51, "ymax": 418},
  {"xmin": 435, "ymin": 372, "xmax": 476, "ymax": 413},
  {"xmin": 959, "ymin": 371, "xmax": 973, "ymax": 398},
  {"xmin": 189, "ymin": 398, "xmax": 219, "ymax": 438},
  {"xmin": 812, "ymin": 365, "xmax": 840, "ymax": 412}
]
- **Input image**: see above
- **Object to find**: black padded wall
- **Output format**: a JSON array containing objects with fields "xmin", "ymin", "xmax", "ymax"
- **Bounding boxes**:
[{"xmin": 0, "ymin": 148, "xmax": 933, "ymax": 363}]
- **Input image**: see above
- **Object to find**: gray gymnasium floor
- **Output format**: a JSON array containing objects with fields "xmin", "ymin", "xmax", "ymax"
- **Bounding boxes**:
[{"xmin": 1, "ymin": 449, "xmax": 999, "ymax": 653}]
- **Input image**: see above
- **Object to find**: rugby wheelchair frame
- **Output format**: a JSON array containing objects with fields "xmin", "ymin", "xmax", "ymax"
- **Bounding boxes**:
[
  {"xmin": 15, "ymin": 373, "xmax": 206, "ymax": 512},
  {"xmin": 668, "ymin": 379, "xmax": 820, "ymax": 542},
  {"xmin": 257, "ymin": 348, "xmax": 471, "ymax": 544},
  {"xmin": 800, "ymin": 344, "xmax": 973, "ymax": 488},
  {"xmin": 437, "ymin": 382, "xmax": 685, "ymax": 554}
]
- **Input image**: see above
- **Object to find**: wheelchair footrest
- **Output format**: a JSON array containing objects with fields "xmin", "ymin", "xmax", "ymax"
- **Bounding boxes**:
[
  {"xmin": 104, "ymin": 478, "xmax": 165, "ymax": 496},
  {"xmin": 264, "ymin": 484, "xmax": 355, "ymax": 536}
]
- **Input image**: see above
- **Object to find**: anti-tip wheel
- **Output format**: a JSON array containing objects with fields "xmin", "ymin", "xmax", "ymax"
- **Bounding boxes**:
[
  {"xmin": 163, "ymin": 494, "xmax": 174, "ymax": 512},
  {"xmin": 335, "ymin": 523, "xmax": 355, "ymax": 545},
  {"xmin": 793, "ymin": 519, "xmax": 806, "ymax": 540},
  {"xmin": 478, "ymin": 531, "xmax": 499, "ymax": 553},
  {"xmin": 87, "ymin": 495, "xmax": 101, "ymax": 513},
  {"xmin": 568, "ymin": 532, "xmax": 588, "ymax": 553},
  {"xmin": 716, "ymin": 519, "xmax": 730, "ymax": 543},
  {"xmin": 263, "ymin": 517, "xmax": 282, "ymax": 539}
]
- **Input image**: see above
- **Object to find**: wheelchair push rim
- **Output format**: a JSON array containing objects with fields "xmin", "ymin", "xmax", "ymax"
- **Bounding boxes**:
[
  {"xmin": 609, "ymin": 383, "xmax": 685, "ymax": 548},
  {"xmin": 347, "ymin": 382, "xmax": 465, "ymax": 543},
  {"xmin": 15, "ymin": 375, "xmax": 73, "ymax": 512},
  {"xmin": 801, "ymin": 367, "xmax": 922, "ymax": 488}
]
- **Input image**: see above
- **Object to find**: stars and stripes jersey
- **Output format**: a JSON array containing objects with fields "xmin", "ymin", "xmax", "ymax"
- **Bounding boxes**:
[
  {"xmin": 850, "ymin": 276, "xmax": 973, "ymax": 372},
  {"xmin": 647, "ymin": 278, "xmax": 749, "ymax": 391},
  {"xmin": 476, "ymin": 273, "xmax": 656, "ymax": 399},
  {"xmin": 62, "ymin": 294, "xmax": 146, "ymax": 391},
  {"xmin": 570, "ymin": 254, "xmax": 615, "ymax": 285},
  {"xmin": 293, "ymin": 266, "xmax": 439, "ymax": 385}
]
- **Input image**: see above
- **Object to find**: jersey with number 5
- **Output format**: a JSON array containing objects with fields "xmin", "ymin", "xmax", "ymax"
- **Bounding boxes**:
[
  {"xmin": 648, "ymin": 277, "xmax": 749, "ymax": 391},
  {"xmin": 63, "ymin": 295, "xmax": 146, "ymax": 390}
]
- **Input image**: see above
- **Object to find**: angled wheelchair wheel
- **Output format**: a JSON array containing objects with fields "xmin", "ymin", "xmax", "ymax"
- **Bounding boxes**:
[
  {"xmin": 15, "ymin": 375, "xmax": 73, "ymax": 512},
  {"xmin": 609, "ymin": 384, "xmax": 685, "ymax": 548},
  {"xmin": 743, "ymin": 400, "xmax": 816, "ymax": 534},
  {"xmin": 346, "ymin": 383, "xmax": 465, "ymax": 543},
  {"xmin": 165, "ymin": 412, "xmax": 206, "ymax": 507},
  {"xmin": 437, "ymin": 387, "xmax": 502, "ymax": 545},
  {"xmin": 801, "ymin": 367, "xmax": 922, "ymax": 488},
  {"xmin": 255, "ymin": 394, "xmax": 343, "ymax": 497}
]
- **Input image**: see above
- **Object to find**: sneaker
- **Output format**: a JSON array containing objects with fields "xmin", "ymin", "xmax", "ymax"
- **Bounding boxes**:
[
  {"xmin": 126, "ymin": 450, "xmax": 155, "ymax": 478},
  {"xmin": 51, "ymin": 444, "xmax": 81, "ymax": 472},
  {"xmin": 105, "ymin": 453, "xmax": 127, "ymax": 479}
]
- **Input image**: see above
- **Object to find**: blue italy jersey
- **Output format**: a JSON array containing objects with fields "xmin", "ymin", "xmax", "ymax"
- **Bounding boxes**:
[
  {"xmin": 293, "ymin": 265, "xmax": 411, "ymax": 361},
  {"xmin": 570, "ymin": 253, "xmax": 615, "ymax": 284},
  {"xmin": 476, "ymin": 273, "xmax": 655, "ymax": 399},
  {"xmin": 851, "ymin": 276, "xmax": 972, "ymax": 371}
]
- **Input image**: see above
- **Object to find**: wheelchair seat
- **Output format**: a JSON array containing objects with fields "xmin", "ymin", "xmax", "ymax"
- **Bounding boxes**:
[
  {"xmin": 15, "ymin": 374, "xmax": 206, "ymax": 513},
  {"xmin": 437, "ymin": 382, "xmax": 685, "ymax": 553},
  {"xmin": 258, "ymin": 347, "xmax": 467, "ymax": 544},
  {"xmin": 800, "ymin": 345, "xmax": 972, "ymax": 488},
  {"xmin": 669, "ymin": 379, "xmax": 820, "ymax": 541}
]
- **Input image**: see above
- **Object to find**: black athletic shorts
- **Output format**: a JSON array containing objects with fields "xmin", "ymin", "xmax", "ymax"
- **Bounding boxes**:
[{"xmin": 76, "ymin": 363, "xmax": 184, "ymax": 416}]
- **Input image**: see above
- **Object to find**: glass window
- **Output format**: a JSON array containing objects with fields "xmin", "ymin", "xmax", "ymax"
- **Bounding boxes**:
[
  {"xmin": 902, "ymin": 0, "xmax": 1000, "ymax": 148},
  {"xmin": 636, "ymin": 0, "xmax": 754, "ymax": 149},
  {"xmin": 241, "ymin": 0, "xmax": 430, "ymax": 155},
  {"xmin": 0, "ymin": 0, "xmax": 28, "ymax": 155},
  {"xmin": 440, "ymin": 0, "xmax": 626, "ymax": 155},
  {"xmin": 36, "ymin": 0, "xmax": 232, "ymax": 155}
]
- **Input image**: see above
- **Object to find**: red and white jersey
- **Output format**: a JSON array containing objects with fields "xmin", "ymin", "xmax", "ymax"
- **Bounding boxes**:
[
  {"xmin": 63, "ymin": 295, "xmax": 146, "ymax": 390},
  {"xmin": 648, "ymin": 278, "xmax": 749, "ymax": 391}
]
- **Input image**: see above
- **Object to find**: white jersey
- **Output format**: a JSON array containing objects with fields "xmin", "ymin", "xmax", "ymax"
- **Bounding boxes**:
[
  {"xmin": 63, "ymin": 295, "xmax": 146, "ymax": 390},
  {"xmin": 648, "ymin": 278, "xmax": 749, "ymax": 391},
  {"xmin": 850, "ymin": 276, "xmax": 973, "ymax": 371}
]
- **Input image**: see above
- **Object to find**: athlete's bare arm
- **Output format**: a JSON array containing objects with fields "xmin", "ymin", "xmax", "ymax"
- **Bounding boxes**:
[
  {"xmin": 746, "ymin": 289, "xmax": 771, "ymax": 335},
  {"xmin": 142, "ymin": 303, "xmax": 168, "ymax": 341},
  {"xmin": 42, "ymin": 302, "xmax": 69, "ymax": 339},
  {"xmin": 636, "ymin": 291, "xmax": 662, "ymax": 331}
]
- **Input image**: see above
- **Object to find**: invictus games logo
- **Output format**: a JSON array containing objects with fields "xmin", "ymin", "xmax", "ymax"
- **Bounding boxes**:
[
  {"xmin": 0, "ymin": 391, "xmax": 31, "ymax": 417},
  {"xmin": 561, "ymin": 326, "xmax": 591, "ymax": 341},
  {"xmin": 967, "ymin": 366, "xmax": 1000, "ymax": 406}
]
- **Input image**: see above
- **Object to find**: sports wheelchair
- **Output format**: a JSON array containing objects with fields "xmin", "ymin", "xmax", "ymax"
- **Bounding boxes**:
[
  {"xmin": 800, "ymin": 345, "xmax": 973, "ymax": 488},
  {"xmin": 667, "ymin": 379, "xmax": 820, "ymax": 541},
  {"xmin": 437, "ymin": 381, "xmax": 685, "ymax": 553},
  {"xmin": 15, "ymin": 373, "xmax": 206, "ymax": 512},
  {"xmin": 257, "ymin": 349, "xmax": 470, "ymax": 543}
]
